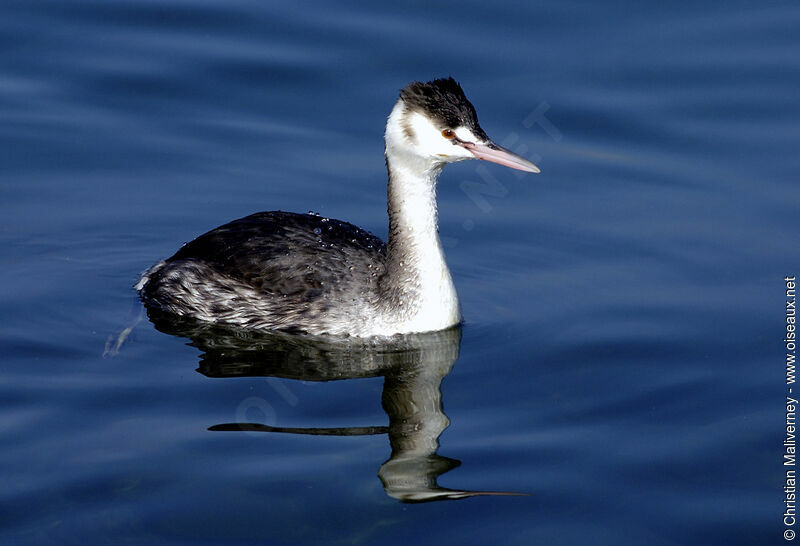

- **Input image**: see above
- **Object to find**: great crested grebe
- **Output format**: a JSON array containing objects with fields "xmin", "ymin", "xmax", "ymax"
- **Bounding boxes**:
[{"xmin": 137, "ymin": 78, "xmax": 539, "ymax": 336}]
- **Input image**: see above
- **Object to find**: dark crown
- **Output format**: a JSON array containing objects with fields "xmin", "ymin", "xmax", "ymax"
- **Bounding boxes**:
[{"xmin": 399, "ymin": 78, "xmax": 487, "ymax": 139}]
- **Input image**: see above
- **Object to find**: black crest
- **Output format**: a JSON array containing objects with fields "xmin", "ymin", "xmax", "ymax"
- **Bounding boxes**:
[{"xmin": 399, "ymin": 78, "xmax": 488, "ymax": 139}]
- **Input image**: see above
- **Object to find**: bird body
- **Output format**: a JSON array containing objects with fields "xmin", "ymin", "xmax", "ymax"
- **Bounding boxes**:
[{"xmin": 138, "ymin": 78, "xmax": 539, "ymax": 337}]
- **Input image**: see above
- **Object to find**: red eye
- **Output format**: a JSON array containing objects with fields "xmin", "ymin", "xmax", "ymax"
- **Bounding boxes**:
[{"xmin": 441, "ymin": 129, "xmax": 455, "ymax": 139}]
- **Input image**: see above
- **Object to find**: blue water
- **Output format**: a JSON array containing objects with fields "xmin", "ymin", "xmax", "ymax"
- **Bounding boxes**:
[{"xmin": 1, "ymin": 1, "xmax": 798, "ymax": 544}]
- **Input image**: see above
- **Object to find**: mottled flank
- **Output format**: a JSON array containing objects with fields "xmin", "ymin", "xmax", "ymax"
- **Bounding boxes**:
[
  {"xmin": 399, "ymin": 77, "xmax": 488, "ymax": 139},
  {"xmin": 138, "ymin": 211, "xmax": 391, "ymax": 336}
]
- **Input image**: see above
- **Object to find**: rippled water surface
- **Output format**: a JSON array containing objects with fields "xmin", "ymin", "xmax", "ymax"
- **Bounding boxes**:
[{"xmin": 2, "ymin": 1, "xmax": 798, "ymax": 544}]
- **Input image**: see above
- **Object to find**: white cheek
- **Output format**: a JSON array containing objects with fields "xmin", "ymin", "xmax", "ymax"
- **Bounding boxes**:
[
  {"xmin": 407, "ymin": 113, "xmax": 445, "ymax": 151},
  {"xmin": 407, "ymin": 114, "xmax": 474, "ymax": 159}
]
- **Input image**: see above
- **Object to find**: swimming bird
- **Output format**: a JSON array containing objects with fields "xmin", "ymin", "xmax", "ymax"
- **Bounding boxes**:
[{"xmin": 137, "ymin": 78, "xmax": 539, "ymax": 336}]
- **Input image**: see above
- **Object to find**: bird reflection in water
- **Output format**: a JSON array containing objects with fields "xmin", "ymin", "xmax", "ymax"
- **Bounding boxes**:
[{"xmin": 146, "ymin": 311, "xmax": 525, "ymax": 503}]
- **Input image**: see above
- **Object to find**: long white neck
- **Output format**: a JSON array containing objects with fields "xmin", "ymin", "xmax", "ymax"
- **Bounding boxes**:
[{"xmin": 379, "ymin": 102, "xmax": 461, "ymax": 333}]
